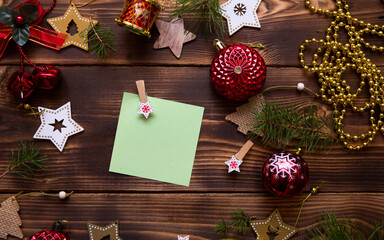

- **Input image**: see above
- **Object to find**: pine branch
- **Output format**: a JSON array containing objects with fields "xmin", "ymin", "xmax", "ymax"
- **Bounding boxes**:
[
  {"xmin": 1, "ymin": 142, "xmax": 47, "ymax": 179},
  {"xmin": 249, "ymin": 101, "xmax": 340, "ymax": 154},
  {"xmin": 170, "ymin": 0, "xmax": 227, "ymax": 36},
  {"xmin": 308, "ymin": 211, "xmax": 384, "ymax": 240},
  {"xmin": 81, "ymin": 23, "xmax": 116, "ymax": 59},
  {"xmin": 216, "ymin": 209, "xmax": 253, "ymax": 235}
]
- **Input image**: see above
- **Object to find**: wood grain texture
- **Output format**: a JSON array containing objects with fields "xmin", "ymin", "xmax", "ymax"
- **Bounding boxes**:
[
  {"xmin": 0, "ymin": 0, "xmax": 383, "ymax": 66},
  {"xmin": 1, "ymin": 66, "xmax": 384, "ymax": 193},
  {"xmin": 153, "ymin": 18, "xmax": 196, "ymax": 58},
  {"xmin": 1, "ymin": 0, "xmax": 384, "ymax": 239},
  {"xmin": 3, "ymin": 193, "xmax": 383, "ymax": 240}
]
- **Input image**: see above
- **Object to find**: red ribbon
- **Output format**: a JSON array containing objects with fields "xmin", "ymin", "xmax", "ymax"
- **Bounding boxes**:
[{"xmin": 0, "ymin": 0, "xmax": 68, "ymax": 59}]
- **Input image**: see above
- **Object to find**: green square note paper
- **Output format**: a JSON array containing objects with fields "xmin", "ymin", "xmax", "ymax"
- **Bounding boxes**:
[{"xmin": 109, "ymin": 92, "xmax": 204, "ymax": 186}]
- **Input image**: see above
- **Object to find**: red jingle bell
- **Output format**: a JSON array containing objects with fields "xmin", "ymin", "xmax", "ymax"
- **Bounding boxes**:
[
  {"xmin": 29, "ymin": 220, "xmax": 67, "ymax": 240},
  {"xmin": 210, "ymin": 39, "xmax": 266, "ymax": 101},
  {"xmin": 6, "ymin": 70, "xmax": 35, "ymax": 100},
  {"xmin": 262, "ymin": 151, "xmax": 309, "ymax": 198},
  {"xmin": 32, "ymin": 65, "xmax": 62, "ymax": 90}
]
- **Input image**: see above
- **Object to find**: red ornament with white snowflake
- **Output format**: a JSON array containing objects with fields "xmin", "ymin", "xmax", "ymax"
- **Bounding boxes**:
[
  {"xmin": 262, "ymin": 151, "xmax": 309, "ymax": 198},
  {"xmin": 210, "ymin": 39, "xmax": 266, "ymax": 101},
  {"xmin": 29, "ymin": 220, "xmax": 68, "ymax": 240}
]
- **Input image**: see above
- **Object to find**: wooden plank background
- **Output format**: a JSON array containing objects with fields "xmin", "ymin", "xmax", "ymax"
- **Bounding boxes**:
[{"xmin": 0, "ymin": 0, "xmax": 384, "ymax": 239}]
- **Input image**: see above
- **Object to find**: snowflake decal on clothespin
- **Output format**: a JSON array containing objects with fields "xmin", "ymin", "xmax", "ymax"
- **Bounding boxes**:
[
  {"xmin": 136, "ymin": 80, "xmax": 154, "ymax": 119},
  {"xmin": 225, "ymin": 156, "xmax": 243, "ymax": 173},
  {"xmin": 225, "ymin": 140, "xmax": 254, "ymax": 173}
]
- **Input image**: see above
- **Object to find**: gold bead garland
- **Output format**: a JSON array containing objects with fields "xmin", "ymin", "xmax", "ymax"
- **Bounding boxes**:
[{"xmin": 299, "ymin": 0, "xmax": 384, "ymax": 150}]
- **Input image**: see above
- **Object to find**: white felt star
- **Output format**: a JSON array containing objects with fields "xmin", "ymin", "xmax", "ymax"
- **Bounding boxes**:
[
  {"xmin": 225, "ymin": 156, "xmax": 243, "ymax": 173},
  {"xmin": 33, "ymin": 102, "xmax": 84, "ymax": 152},
  {"xmin": 178, "ymin": 236, "xmax": 189, "ymax": 240},
  {"xmin": 221, "ymin": 0, "xmax": 262, "ymax": 35},
  {"xmin": 138, "ymin": 101, "xmax": 154, "ymax": 118}
]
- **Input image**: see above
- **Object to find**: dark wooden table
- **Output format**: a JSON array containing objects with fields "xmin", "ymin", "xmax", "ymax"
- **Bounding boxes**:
[{"xmin": 1, "ymin": 0, "xmax": 384, "ymax": 239}]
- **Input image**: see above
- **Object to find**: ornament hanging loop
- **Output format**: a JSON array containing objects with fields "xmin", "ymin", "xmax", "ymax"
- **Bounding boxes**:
[
  {"xmin": 17, "ymin": 103, "xmax": 44, "ymax": 118},
  {"xmin": 292, "ymin": 184, "xmax": 323, "ymax": 227},
  {"xmin": 213, "ymin": 39, "xmax": 225, "ymax": 51}
]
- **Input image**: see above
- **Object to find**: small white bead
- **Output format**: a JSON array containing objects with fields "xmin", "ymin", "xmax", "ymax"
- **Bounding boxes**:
[
  {"xmin": 59, "ymin": 191, "xmax": 67, "ymax": 200},
  {"xmin": 297, "ymin": 83, "xmax": 305, "ymax": 91}
]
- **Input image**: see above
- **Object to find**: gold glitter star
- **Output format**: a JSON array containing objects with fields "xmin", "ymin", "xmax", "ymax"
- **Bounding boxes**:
[
  {"xmin": 250, "ymin": 209, "xmax": 297, "ymax": 240},
  {"xmin": 47, "ymin": 3, "xmax": 98, "ymax": 51}
]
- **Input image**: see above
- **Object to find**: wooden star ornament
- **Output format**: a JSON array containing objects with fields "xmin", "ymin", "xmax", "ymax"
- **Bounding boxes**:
[
  {"xmin": 87, "ymin": 221, "xmax": 122, "ymax": 240},
  {"xmin": 153, "ymin": 17, "xmax": 196, "ymax": 58},
  {"xmin": 47, "ymin": 3, "xmax": 98, "ymax": 50},
  {"xmin": 250, "ymin": 210, "xmax": 297, "ymax": 240},
  {"xmin": 0, "ymin": 197, "xmax": 23, "ymax": 239}
]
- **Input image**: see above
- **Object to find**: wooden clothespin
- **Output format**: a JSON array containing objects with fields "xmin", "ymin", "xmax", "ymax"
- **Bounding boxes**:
[
  {"xmin": 136, "ymin": 80, "xmax": 154, "ymax": 119},
  {"xmin": 225, "ymin": 140, "xmax": 254, "ymax": 173}
]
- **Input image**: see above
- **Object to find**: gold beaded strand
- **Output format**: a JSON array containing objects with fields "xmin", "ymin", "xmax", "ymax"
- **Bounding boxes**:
[{"xmin": 299, "ymin": 0, "xmax": 384, "ymax": 150}]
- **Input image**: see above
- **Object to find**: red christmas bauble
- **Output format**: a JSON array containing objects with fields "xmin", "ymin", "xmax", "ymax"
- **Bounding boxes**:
[
  {"xmin": 262, "ymin": 151, "xmax": 309, "ymax": 198},
  {"xmin": 210, "ymin": 40, "xmax": 266, "ymax": 101},
  {"xmin": 29, "ymin": 221, "xmax": 67, "ymax": 240},
  {"xmin": 33, "ymin": 65, "xmax": 62, "ymax": 90},
  {"xmin": 6, "ymin": 70, "xmax": 35, "ymax": 99},
  {"xmin": 29, "ymin": 230, "xmax": 67, "ymax": 240}
]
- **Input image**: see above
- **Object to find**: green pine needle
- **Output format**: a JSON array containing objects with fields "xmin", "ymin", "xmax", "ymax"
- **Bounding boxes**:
[
  {"xmin": 81, "ymin": 23, "xmax": 116, "ymax": 59},
  {"xmin": 249, "ymin": 101, "xmax": 340, "ymax": 154},
  {"xmin": 308, "ymin": 211, "xmax": 384, "ymax": 240},
  {"xmin": 170, "ymin": 0, "xmax": 227, "ymax": 36},
  {"xmin": 216, "ymin": 218, "xmax": 230, "ymax": 235},
  {"xmin": 1, "ymin": 142, "xmax": 47, "ymax": 179},
  {"xmin": 216, "ymin": 209, "xmax": 252, "ymax": 236}
]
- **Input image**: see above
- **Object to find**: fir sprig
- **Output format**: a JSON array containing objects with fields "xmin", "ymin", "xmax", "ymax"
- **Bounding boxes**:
[
  {"xmin": 170, "ymin": 0, "xmax": 227, "ymax": 36},
  {"xmin": 0, "ymin": 142, "xmax": 47, "ymax": 179},
  {"xmin": 249, "ymin": 101, "xmax": 339, "ymax": 154},
  {"xmin": 82, "ymin": 23, "xmax": 116, "ymax": 59},
  {"xmin": 216, "ymin": 209, "xmax": 254, "ymax": 235},
  {"xmin": 308, "ymin": 212, "xmax": 384, "ymax": 240}
]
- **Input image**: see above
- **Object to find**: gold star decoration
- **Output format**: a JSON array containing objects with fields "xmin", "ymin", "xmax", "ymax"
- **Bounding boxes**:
[
  {"xmin": 47, "ymin": 3, "xmax": 98, "ymax": 51},
  {"xmin": 250, "ymin": 209, "xmax": 297, "ymax": 240},
  {"xmin": 87, "ymin": 221, "xmax": 122, "ymax": 240},
  {"xmin": 0, "ymin": 197, "xmax": 23, "ymax": 239},
  {"xmin": 153, "ymin": 17, "xmax": 196, "ymax": 58}
]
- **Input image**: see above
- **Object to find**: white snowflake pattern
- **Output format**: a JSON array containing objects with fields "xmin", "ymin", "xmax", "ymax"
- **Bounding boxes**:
[
  {"xmin": 268, "ymin": 153, "xmax": 298, "ymax": 180},
  {"xmin": 178, "ymin": 236, "xmax": 189, "ymax": 240}
]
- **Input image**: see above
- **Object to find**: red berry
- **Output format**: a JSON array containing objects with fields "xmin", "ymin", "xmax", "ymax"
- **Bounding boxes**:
[{"xmin": 15, "ymin": 15, "xmax": 25, "ymax": 25}]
